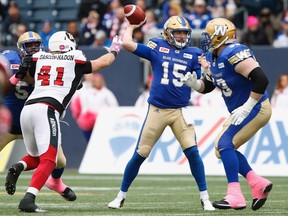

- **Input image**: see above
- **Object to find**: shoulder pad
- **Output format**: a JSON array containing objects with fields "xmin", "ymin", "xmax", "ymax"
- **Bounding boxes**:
[
  {"xmin": 147, "ymin": 38, "xmax": 158, "ymax": 50},
  {"xmin": 226, "ymin": 44, "xmax": 252, "ymax": 65}
]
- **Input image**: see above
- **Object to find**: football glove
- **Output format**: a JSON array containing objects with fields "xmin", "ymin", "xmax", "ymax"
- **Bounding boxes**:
[
  {"xmin": 16, "ymin": 55, "xmax": 33, "ymax": 79},
  {"xmin": 105, "ymin": 35, "xmax": 122, "ymax": 56},
  {"xmin": 231, "ymin": 97, "xmax": 258, "ymax": 125},
  {"xmin": 181, "ymin": 71, "xmax": 201, "ymax": 91}
]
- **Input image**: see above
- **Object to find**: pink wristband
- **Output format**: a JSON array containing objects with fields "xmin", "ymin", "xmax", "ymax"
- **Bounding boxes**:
[{"xmin": 9, "ymin": 75, "xmax": 20, "ymax": 85}]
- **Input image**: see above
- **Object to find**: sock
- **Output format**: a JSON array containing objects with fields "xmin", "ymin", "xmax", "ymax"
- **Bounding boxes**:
[
  {"xmin": 30, "ymin": 159, "xmax": 55, "ymax": 191},
  {"xmin": 20, "ymin": 155, "xmax": 40, "ymax": 171},
  {"xmin": 51, "ymin": 167, "xmax": 64, "ymax": 179},
  {"xmin": 184, "ymin": 146, "xmax": 207, "ymax": 191},
  {"xmin": 200, "ymin": 190, "xmax": 209, "ymax": 200},
  {"xmin": 26, "ymin": 188, "xmax": 39, "ymax": 197},
  {"xmin": 118, "ymin": 190, "xmax": 127, "ymax": 198},
  {"xmin": 219, "ymin": 148, "xmax": 239, "ymax": 183},
  {"xmin": 120, "ymin": 152, "xmax": 145, "ymax": 192},
  {"xmin": 235, "ymin": 150, "xmax": 252, "ymax": 177}
]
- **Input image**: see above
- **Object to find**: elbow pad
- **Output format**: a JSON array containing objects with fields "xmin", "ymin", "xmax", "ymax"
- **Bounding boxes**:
[
  {"xmin": 202, "ymin": 73, "xmax": 215, "ymax": 93},
  {"xmin": 248, "ymin": 67, "xmax": 268, "ymax": 94}
]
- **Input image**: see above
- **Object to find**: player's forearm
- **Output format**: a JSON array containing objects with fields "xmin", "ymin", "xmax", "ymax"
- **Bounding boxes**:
[
  {"xmin": 122, "ymin": 25, "xmax": 137, "ymax": 52},
  {"xmin": 91, "ymin": 52, "xmax": 116, "ymax": 73}
]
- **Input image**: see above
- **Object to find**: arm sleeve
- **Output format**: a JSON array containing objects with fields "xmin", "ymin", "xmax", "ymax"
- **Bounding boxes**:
[
  {"xmin": 201, "ymin": 73, "xmax": 216, "ymax": 93},
  {"xmin": 248, "ymin": 67, "xmax": 268, "ymax": 94}
]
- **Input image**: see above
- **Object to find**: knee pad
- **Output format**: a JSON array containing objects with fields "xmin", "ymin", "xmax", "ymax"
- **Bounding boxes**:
[{"xmin": 137, "ymin": 144, "xmax": 152, "ymax": 158}]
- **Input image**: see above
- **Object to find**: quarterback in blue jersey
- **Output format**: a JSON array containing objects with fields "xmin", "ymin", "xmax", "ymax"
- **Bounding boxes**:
[
  {"xmin": 108, "ymin": 16, "xmax": 215, "ymax": 211},
  {"xmin": 2, "ymin": 31, "xmax": 76, "ymax": 203},
  {"xmin": 182, "ymin": 18, "xmax": 272, "ymax": 210}
]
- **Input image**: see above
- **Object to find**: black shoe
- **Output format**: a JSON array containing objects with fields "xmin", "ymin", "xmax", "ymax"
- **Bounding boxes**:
[
  {"xmin": 19, "ymin": 193, "xmax": 47, "ymax": 213},
  {"xmin": 251, "ymin": 183, "xmax": 273, "ymax": 211},
  {"xmin": 213, "ymin": 199, "xmax": 246, "ymax": 210},
  {"xmin": 5, "ymin": 164, "xmax": 23, "ymax": 195},
  {"xmin": 61, "ymin": 187, "xmax": 77, "ymax": 201}
]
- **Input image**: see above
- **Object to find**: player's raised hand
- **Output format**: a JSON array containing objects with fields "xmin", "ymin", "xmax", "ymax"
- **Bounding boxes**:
[
  {"xmin": 181, "ymin": 71, "xmax": 201, "ymax": 91},
  {"xmin": 105, "ymin": 35, "xmax": 122, "ymax": 56}
]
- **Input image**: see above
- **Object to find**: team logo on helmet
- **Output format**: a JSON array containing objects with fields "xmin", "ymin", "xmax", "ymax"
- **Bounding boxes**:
[{"xmin": 213, "ymin": 25, "xmax": 228, "ymax": 36}]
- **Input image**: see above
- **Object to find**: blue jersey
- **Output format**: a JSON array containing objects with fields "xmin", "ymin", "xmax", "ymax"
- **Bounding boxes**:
[
  {"xmin": 134, "ymin": 38, "xmax": 202, "ymax": 108},
  {"xmin": 206, "ymin": 43, "xmax": 269, "ymax": 113},
  {"xmin": 2, "ymin": 50, "xmax": 34, "ymax": 134}
]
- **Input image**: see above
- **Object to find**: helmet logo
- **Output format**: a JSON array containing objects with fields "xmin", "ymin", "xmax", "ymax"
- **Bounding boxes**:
[
  {"xmin": 59, "ymin": 45, "xmax": 65, "ymax": 50},
  {"xmin": 214, "ymin": 25, "xmax": 228, "ymax": 36}
]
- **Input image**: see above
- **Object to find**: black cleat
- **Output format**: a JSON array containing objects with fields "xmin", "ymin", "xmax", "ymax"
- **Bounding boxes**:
[
  {"xmin": 19, "ymin": 193, "xmax": 47, "ymax": 213},
  {"xmin": 61, "ymin": 187, "xmax": 77, "ymax": 201},
  {"xmin": 213, "ymin": 199, "xmax": 246, "ymax": 210},
  {"xmin": 251, "ymin": 183, "xmax": 273, "ymax": 211},
  {"xmin": 5, "ymin": 164, "xmax": 22, "ymax": 195}
]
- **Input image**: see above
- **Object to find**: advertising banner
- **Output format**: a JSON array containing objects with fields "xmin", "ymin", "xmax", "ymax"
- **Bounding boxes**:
[{"xmin": 79, "ymin": 107, "xmax": 288, "ymax": 176}]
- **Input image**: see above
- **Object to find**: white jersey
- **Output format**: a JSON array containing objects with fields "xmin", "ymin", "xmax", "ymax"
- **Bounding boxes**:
[{"xmin": 26, "ymin": 50, "xmax": 92, "ymax": 114}]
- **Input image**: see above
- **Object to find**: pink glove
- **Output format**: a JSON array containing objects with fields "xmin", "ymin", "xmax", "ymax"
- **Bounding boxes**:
[{"xmin": 106, "ymin": 35, "xmax": 122, "ymax": 55}]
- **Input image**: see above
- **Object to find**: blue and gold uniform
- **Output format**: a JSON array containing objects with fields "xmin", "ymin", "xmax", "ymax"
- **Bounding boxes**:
[
  {"xmin": 108, "ymin": 16, "xmax": 215, "ymax": 211},
  {"xmin": 206, "ymin": 43, "xmax": 269, "ymax": 112},
  {"xmin": 184, "ymin": 18, "xmax": 273, "ymax": 211},
  {"xmin": 135, "ymin": 38, "xmax": 202, "ymax": 108},
  {"xmin": 3, "ymin": 50, "xmax": 34, "ymax": 134}
]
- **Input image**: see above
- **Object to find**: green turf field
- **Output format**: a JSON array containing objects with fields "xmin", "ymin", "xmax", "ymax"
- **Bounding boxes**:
[{"xmin": 0, "ymin": 170, "xmax": 287, "ymax": 215}]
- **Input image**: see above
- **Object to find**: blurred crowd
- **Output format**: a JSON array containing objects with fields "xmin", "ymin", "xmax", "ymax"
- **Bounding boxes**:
[{"xmin": 0, "ymin": 0, "xmax": 288, "ymax": 49}]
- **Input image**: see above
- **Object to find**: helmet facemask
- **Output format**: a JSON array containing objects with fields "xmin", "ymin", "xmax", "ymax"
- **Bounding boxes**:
[
  {"xmin": 200, "ymin": 32, "xmax": 212, "ymax": 53},
  {"xmin": 20, "ymin": 41, "xmax": 42, "ymax": 56},
  {"xmin": 167, "ymin": 28, "xmax": 191, "ymax": 49}
]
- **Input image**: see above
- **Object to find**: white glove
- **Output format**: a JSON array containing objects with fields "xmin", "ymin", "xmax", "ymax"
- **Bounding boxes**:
[
  {"xmin": 181, "ymin": 71, "xmax": 201, "ymax": 91},
  {"xmin": 105, "ymin": 35, "xmax": 123, "ymax": 55},
  {"xmin": 231, "ymin": 97, "xmax": 258, "ymax": 125}
]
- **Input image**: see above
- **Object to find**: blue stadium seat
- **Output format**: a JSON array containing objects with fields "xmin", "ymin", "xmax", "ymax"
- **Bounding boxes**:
[
  {"xmin": 55, "ymin": 0, "xmax": 79, "ymax": 9},
  {"xmin": 30, "ymin": 9, "xmax": 54, "ymax": 22},
  {"xmin": 54, "ymin": 8, "xmax": 78, "ymax": 21},
  {"xmin": 28, "ymin": 0, "xmax": 53, "ymax": 9},
  {"xmin": 15, "ymin": 0, "xmax": 28, "ymax": 9}
]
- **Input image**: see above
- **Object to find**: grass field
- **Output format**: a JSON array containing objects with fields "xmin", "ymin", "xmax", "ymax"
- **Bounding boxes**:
[{"xmin": 0, "ymin": 170, "xmax": 287, "ymax": 216}]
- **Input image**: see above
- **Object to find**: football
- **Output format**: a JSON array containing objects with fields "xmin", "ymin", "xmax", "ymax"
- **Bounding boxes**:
[{"xmin": 124, "ymin": 4, "xmax": 146, "ymax": 25}]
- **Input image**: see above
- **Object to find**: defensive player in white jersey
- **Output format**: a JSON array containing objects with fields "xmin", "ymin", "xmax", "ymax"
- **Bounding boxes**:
[
  {"xmin": 181, "ymin": 18, "xmax": 272, "ymax": 210},
  {"xmin": 5, "ymin": 31, "xmax": 122, "ymax": 213},
  {"xmin": 108, "ymin": 16, "xmax": 215, "ymax": 211}
]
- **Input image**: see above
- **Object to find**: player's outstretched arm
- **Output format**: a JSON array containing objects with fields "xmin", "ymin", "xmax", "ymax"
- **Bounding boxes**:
[{"xmin": 91, "ymin": 35, "xmax": 122, "ymax": 73}]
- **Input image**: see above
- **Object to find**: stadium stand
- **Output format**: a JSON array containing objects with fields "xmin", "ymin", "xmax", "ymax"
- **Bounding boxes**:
[{"xmin": 15, "ymin": 0, "xmax": 80, "ymax": 32}]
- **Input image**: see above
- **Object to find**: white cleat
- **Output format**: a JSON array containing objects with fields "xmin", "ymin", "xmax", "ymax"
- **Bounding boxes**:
[{"xmin": 108, "ymin": 192, "xmax": 126, "ymax": 209}]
